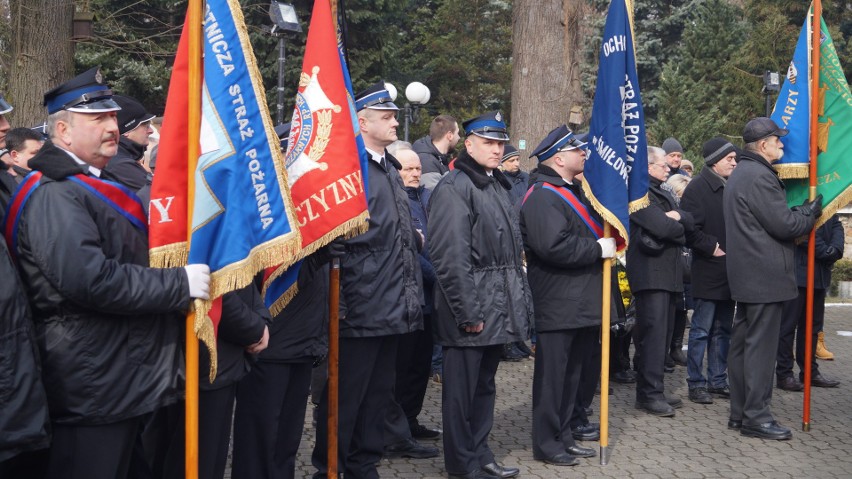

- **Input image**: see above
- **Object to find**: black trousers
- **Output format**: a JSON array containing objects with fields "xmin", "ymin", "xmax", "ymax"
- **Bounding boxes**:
[
  {"xmin": 442, "ymin": 345, "xmax": 502, "ymax": 476},
  {"xmin": 385, "ymin": 322, "xmax": 433, "ymax": 445},
  {"xmin": 532, "ymin": 327, "xmax": 595, "ymax": 458},
  {"xmin": 232, "ymin": 360, "xmax": 313, "ymax": 479},
  {"xmin": 633, "ymin": 290, "xmax": 676, "ymax": 403},
  {"xmin": 572, "ymin": 326, "xmax": 600, "ymax": 427},
  {"xmin": 729, "ymin": 302, "xmax": 783, "ymax": 426},
  {"xmin": 312, "ymin": 335, "xmax": 399, "ymax": 479},
  {"xmin": 777, "ymin": 287, "xmax": 825, "ymax": 380},
  {"xmin": 0, "ymin": 448, "xmax": 48, "ymax": 479},
  {"xmin": 46, "ymin": 416, "xmax": 141, "ymax": 479}
]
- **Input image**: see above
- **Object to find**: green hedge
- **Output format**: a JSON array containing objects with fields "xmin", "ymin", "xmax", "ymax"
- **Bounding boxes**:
[{"xmin": 830, "ymin": 259, "xmax": 852, "ymax": 296}]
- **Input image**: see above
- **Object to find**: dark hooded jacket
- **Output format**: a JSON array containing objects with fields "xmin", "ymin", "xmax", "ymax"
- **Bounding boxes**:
[
  {"xmin": 338, "ymin": 152, "xmax": 423, "ymax": 337},
  {"xmin": 504, "ymin": 169, "xmax": 530, "ymax": 205},
  {"xmin": 0, "ymin": 238, "xmax": 50, "ymax": 462},
  {"xmin": 413, "ymin": 136, "xmax": 450, "ymax": 189},
  {"xmin": 103, "ymin": 136, "xmax": 150, "ymax": 190},
  {"xmin": 626, "ymin": 177, "xmax": 694, "ymax": 293},
  {"xmin": 12, "ymin": 141, "xmax": 189, "ymax": 425},
  {"xmin": 428, "ymin": 150, "xmax": 533, "ymax": 347},
  {"xmin": 519, "ymin": 164, "xmax": 607, "ymax": 332}
]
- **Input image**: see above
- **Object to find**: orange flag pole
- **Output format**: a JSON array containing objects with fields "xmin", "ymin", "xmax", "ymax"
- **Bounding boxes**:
[
  {"xmin": 803, "ymin": 0, "xmax": 821, "ymax": 432},
  {"xmin": 184, "ymin": 0, "xmax": 202, "ymax": 476},
  {"xmin": 600, "ymin": 223, "xmax": 613, "ymax": 465}
]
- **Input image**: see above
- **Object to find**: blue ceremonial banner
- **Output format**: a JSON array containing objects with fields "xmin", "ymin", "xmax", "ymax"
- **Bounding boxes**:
[
  {"xmin": 151, "ymin": 0, "xmax": 303, "ymax": 375},
  {"xmin": 772, "ymin": 17, "xmax": 811, "ymax": 179},
  {"xmin": 582, "ymin": 0, "xmax": 649, "ymax": 247}
]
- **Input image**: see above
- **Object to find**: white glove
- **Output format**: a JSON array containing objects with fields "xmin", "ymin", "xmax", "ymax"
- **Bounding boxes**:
[
  {"xmin": 184, "ymin": 264, "xmax": 211, "ymax": 300},
  {"xmin": 597, "ymin": 238, "xmax": 617, "ymax": 259}
]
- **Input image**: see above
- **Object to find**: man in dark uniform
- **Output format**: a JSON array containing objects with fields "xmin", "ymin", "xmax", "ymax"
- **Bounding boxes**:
[
  {"xmin": 311, "ymin": 81, "xmax": 424, "ymax": 479},
  {"xmin": 429, "ymin": 111, "xmax": 533, "ymax": 479},
  {"xmin": 724, "ymin": 117, "xmax": 819, "ymax": 440},
  {"xmin": 627, "ymin": 146, "xmax": 693, "ymax": 418},
  {"xmin": 104, "ymin": 94, "xmax": 155, "ymax": 190},
  {"xmin": 0, "ymin": 94, "xmax": 19, "ymax": 209},
  {"xmin": 521, "ymin": 125, "xmax": 615, "ymax": 467},
  {"xmin": 5, "ymin": 67, "xmax": 211, "ymax": 479}
]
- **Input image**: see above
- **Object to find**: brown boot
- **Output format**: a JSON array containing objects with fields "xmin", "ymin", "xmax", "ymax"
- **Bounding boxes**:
[{"xmin": 816, "ymin": 331, "xmax": 835, "ymax": 360}]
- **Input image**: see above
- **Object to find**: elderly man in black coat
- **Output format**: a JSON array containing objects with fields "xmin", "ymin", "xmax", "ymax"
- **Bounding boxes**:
[
  {"xmin": 627, "ymin": 146, "xmax": 694, "ymax": 418},
  {"xmin": 429, "ymin": 111, "xmax": 533, "ymax": 479},
  {"xmin": 520, "ymin": 125, "xmax": 616, "ymax": 467},
  {"xmin": 680, "ymin": 138, "xmax": 738, "ymax": 405},
  {"xmin": 724, "ymin": 117, "xmax": 820, "ymax": 441}
]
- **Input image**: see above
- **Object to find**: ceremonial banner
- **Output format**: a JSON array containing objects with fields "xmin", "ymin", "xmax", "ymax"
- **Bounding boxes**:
[
  {"xmin": 783, "ymin": 15, "xmax": 852, "ymax": 226},
  {"xmin": 150, "ymin": 0, "xmax": 302, "ymax": 378},
  {"xmin": 261, "ymin": 0, "xmax": 369, "ymax": 315},
  {"xmin": 772, "ymin": 18, "xmax": 811, "ymax": 179},
  {"xmin": 582, "ymin": 0, "xmax": 649, "ymax": 246}
]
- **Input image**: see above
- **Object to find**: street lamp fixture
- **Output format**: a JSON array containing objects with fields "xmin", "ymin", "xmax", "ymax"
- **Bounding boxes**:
[
  {"xmin": 268, "ymin": 1, "xmax": 302, "ymax": 125},
  {"xmin": 762, "ymin": 70, "xmax": 781, "ymax": 117},
  {"xmin": 388, "ymin": 81, "xmax": 430, "ymax": 143}
]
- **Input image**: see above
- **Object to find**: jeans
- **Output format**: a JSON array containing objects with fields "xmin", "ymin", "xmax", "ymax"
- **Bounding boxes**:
[{"xmin": 687, "ymin": 298, "xmax": 734, "ymax": 389}]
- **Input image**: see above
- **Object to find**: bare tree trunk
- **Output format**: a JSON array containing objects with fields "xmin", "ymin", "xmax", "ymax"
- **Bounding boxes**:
[
  {"xmin": 511, "ymin": 0, "xmax": 586, "ymax": 169},
  {"xmin": 8, "ymin": 0, "xmax": 75, "ymax": 128}
]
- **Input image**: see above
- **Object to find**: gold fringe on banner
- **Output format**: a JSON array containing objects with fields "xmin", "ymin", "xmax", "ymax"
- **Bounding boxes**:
[
  {"xmin": 192, "ymin": 298, "xmax": 219, "ymax": 383},
  {"xmin": 581, "ymin": 182, "xmax": 648, "ymax": 248},
  {"xmin": 149, "ymin": 242, "xmax": 189, "ymax": 268},
  {"xmin": 776, "ymin": 163, "xmax": 810, "ymax": 179},
  {"xmin": 815, "ymin": 186, "xmax": 852, "ymax": 230}
]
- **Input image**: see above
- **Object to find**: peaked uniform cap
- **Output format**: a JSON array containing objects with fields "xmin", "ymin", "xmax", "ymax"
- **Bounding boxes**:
[
  {"xmin": 462, "ymin": 111, "xmax": 509, "ymax": 141},
  {"xmin": 0, "ymin": 94, "xmax": 12, "ymax": 115},
  {"xmin": 355, "ymin": 81, "xmax": 399, "ymax": 111},
  {"xmin": 43, "ymin": 67, "xmax": 121, "ymax": 114},
  {"xmin": 531, "ymin": 124, "xmax": 586, "ymax": 162}
]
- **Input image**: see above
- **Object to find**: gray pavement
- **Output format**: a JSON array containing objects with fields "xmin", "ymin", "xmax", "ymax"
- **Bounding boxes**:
[{"xmin": 270, "ymin": 305, "xmax": 852, "ymax": 478}]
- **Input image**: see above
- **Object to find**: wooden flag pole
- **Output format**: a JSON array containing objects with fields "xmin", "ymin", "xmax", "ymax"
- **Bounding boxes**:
[
  {"xmin": 328, "ymin": 258, "xmax": 340, "ymax": 478},
  {"xmin": 803, "ymin": 0, "xmax": 821, "ymax": 432},
  {"xmin": 184, "ymin": 0, "xmax": 203, "ymax": 476},
  {"xmin": 600, "ymin": 223, "xmax": 613, "ymax": 465}
]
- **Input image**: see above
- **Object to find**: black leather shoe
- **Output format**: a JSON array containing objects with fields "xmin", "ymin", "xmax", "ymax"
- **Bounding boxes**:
[
  {"xmin": 777, "ymin": 376, "xmax": 804, "ymax": 392},
  {"xmin": 708, "ymin": 385, "xmax": 731, "ymax": 398},
  {"xmin": 515, "ymin": 341, "xmax": 534, "ymax": 357},
  {"xmin": 411, "ymin": 423, "xmax": 441, "ymax": 439},
  {"xmin": 571, "ymin": 423, "xmax": 600, "ymax": 441},
  {"xmin": 740, "ymin": 421, "xmax": 792, "ymax": 440},
  {"xmin": 534, "ymin": 452, "xmax": 579, "ymax": 466},
  {"xmin": 612, "ymin": 370, "xmax": 637, "ymax": 384},
  {"xmin": 448, "ymin": 471, "xmax": 499, "ymax": 479},
  {"xmin": 500, "ymin": 343, "xmax": 525, "ymax": 362},
  {"xmin": 666, "ymin": 395, "xmax": 683, "ymax": 409},
  {"xmin": 384, "ymin": 438, "xmax": 439, "ymax": 459},
  {"xmin": 481, "ymin": 462, "xmax": 519, "ymax": 479},
  {"xmin": 566, "ymin": 444, "xmax": 596, "ymax": 458},
  {"xmin": 727, "ymin": 419, "xmax": 742, "ymax": 430},
  {"xmin": 688, "ymin": 387, "xmax": 713, "ymax": 404},
  {"xmin": 635, "ymin": 400, "xmax": 675, "ymax": 417},
  {"xmin": 805, "ymin": 373, "xmax": 840, "ymax": 388},
  {"xmin": 670, "ymin": 349, "xmax": 687, "ymax": 366},
  {"xmin": 664, "ymin": 356, "xmax": 675, "ymax": 373}
]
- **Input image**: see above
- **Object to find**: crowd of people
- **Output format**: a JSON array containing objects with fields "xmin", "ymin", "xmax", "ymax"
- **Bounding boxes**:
[{"xmin": 0, "ymin": 68, "xmax": 844, "ymax": 479}]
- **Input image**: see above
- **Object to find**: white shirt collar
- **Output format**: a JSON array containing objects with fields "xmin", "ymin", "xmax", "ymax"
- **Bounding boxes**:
[
  {"xmin": 365, "ymin": 147, "xmax": 384, "ymax": 164},
  {"xmin": 59, "ymin": 147, "xmax": 101, "ymax": 177}
]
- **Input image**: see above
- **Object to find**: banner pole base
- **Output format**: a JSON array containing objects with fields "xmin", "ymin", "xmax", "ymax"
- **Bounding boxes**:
[
  {"xmin": 600, "ymin": 445, "xmax": 610, "ymax": 466},
  {"xmin": 803, "ymin": 421, "xmax": 810, "ymax": 432}
]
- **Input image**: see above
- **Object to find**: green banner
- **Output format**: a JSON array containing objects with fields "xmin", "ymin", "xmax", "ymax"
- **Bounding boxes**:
[{"xmin": 785, "ymin": 17, "xmax": 852, "ymax": 226}]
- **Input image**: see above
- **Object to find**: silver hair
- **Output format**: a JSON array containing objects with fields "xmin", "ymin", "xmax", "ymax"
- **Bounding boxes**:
[
  {"xmin": 387, "ymin": 140, "xmax": 413, "ymax": 157},
  {"xmin": 665, "ymin": 173, "xmax": 691, "ymax": 198},
  {"xmin": 46, "ymin": 110, "xmax": 71, "ymax": 139},
  {"xmin": 648, "ymin": 146, "xmax": 666, "ymax": 165}
]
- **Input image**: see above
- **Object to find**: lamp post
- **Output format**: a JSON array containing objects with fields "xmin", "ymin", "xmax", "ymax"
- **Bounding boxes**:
[
  {"xmin": 386, "ymin": 82, "xmax": 431, "ymax": 142},
  {"xmin": 268, "ymin": 1, "xmax": 301, "ymax": 125},
  {"xmin": 762, "ymin": 70, "xmax": 781, "ymax": 118}
]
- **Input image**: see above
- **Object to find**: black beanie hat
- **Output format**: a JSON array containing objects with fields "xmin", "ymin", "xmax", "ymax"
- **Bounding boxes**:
[{"xmin": 702, "ymin": 137, "xmax": 736, "ymax": 167}]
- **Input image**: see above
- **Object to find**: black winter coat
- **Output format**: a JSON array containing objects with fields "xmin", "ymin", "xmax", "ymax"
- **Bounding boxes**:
[
  {"xmin": 626, "ymin": 177, "xmax": 694, "ymax": 293},
  {"xmin": 428, "ymin": 151, "xmax": 533, "ymax": 347},
  {"xmin": 200, "ymin": 285, "xmax": 270, "ymax": 390},
  {"xmin": 407, "ymin": 185, "xmax": 436, "ymax": 315},
  {"xmin": 680, "ymin": 166, "xmax": 730, "ymax": 301},
  {"xmin": 520, "ymin": 166, "xmax": 606, "ymax": 332},
  {"xmin": 724, "ymin": 151, "xmax": 816, "ymax": 303},
  {"xmin": 338, "ymin": 152, "xmax": 423, "ymax": 337},
  {"xmin": 104, "ymin": 136, "xmax": 150, "ymax": 190},
  {"xmin": 0, "ymin": 239, "xmax": 50, "ymax": 462},
  {"xmin": 259, "ymin": 255, "xmax": 329, "ymax": 362},
  {"xmin": 504, "ymin": 169, "xmax": 530, "ymax": 206},
  {"xmin": 413, "ymin": 136, "xmax": 449, "ymax": 189},
  {"xmin": 13, "ymin": 142, "xmax": 189, "ymax": 425},
  {"xmin": 794, "ymin": 214, "xmax": 844, "ymax": 290}
]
